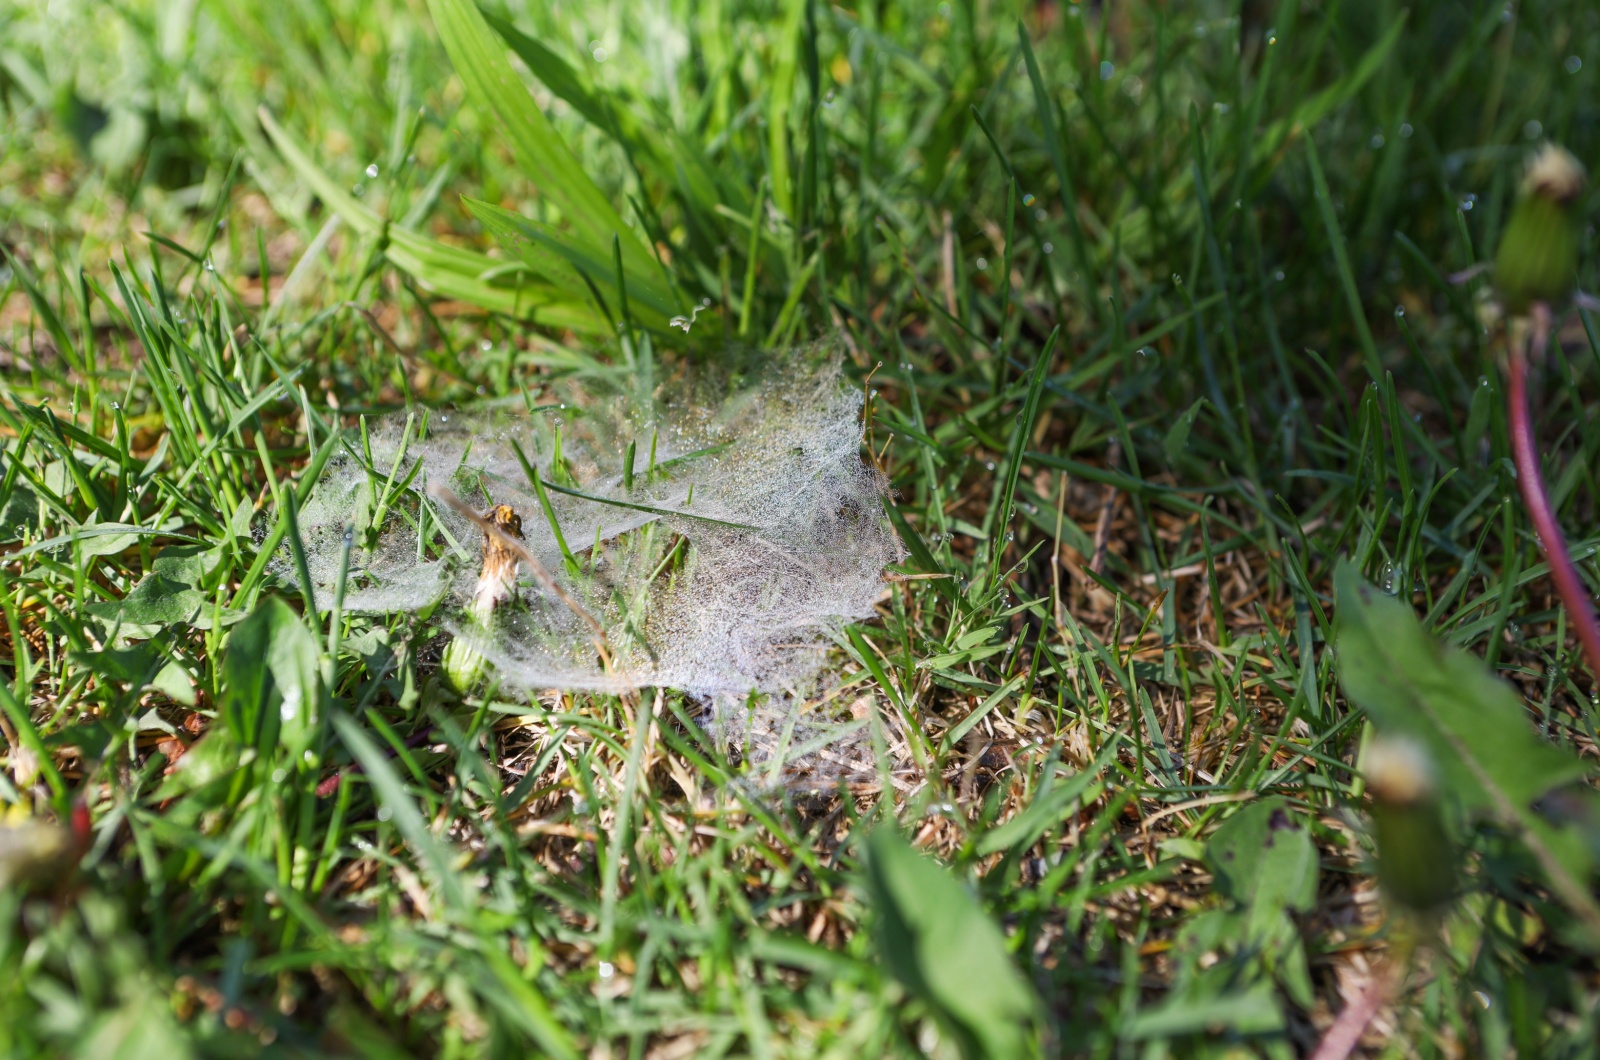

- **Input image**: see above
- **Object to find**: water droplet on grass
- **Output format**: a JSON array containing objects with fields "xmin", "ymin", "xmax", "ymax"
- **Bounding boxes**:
[
  {"xmin": 481, "ymin": 339, "xmax": 493, "ymax": 351},
  {"xmin": 365, "ymin": 163, "xmax": 379, "ymax": 178},
  {"xmin": 598, "ymin": 961, "xmax": 615, "ymax": 979},
  {"xmin": 975, "ymin": 257, "xmax": 988, "ymax": 270},
  {"xmin": 1394, "ymin": 305, "xmax": 1405, "ymax": 318},
  {"xmin": 1099, "ymin": 61, "xmax": 1115, "ymax": 80},
  {"xmin": 1399, "ymin": 122, "xmax": 1413, "ymax": 139},
  {"xmin": 1022, "ymin": 193, "xmax": 1036, "ymax": 207},
  {"xmin": 1565, "ymin": 55, "xmax": 1583, "ymax": 74},
  {"xmin": 1459, "ymin": 193, "xmax": 1476, "ymax": 211}
]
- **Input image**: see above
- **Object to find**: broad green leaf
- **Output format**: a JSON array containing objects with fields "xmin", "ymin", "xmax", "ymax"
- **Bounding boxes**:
[
  {"xmin": 424, "ymin": 0, "xmax": 665, "ymax": 293},
  {"xmin": 68, "ymin": 643, "xmax": 163, "ymax": 686},
  {"xmin": 74, "ymin": 520, "xmax": 141, "ymax": 558},
  {"xmin": 479, "ymin": 9, "xmax": 613, "ymax": 132},
  {"xmin": 1206, "ymin": 797, "xmax": 1319, "ymax": 927},
  {"xmin": 257, "ymin": 106, "xmax": 603, "ymax": 332},
  {"xmin": 150, "ymin": 542, "xmax": 220, "ymax": 586},
  {"xmin": 86, "ymin": 574, "xmax": 209, "ymax": 636},
  {"xmin": 1203, "ymin": 798, "xmax": 1319, "ymax": 1009},
  {"xmin": 1335, "ymin": 560, "xmax": 1600, "ymax": 941},
  {"xmin": 221, "ymin": 596, "xmax": 320, "ymax": 754},
  {"xmin": 0, "ymin": 481, "xmax": 39, "ymax": 539},
  {"xmin": 862, "ymin": 826, "xmax": 1040, "ymax": 1060},
  {"xmin": 463, "ymin": 198, "xmax": 677, "ymax": 330}
]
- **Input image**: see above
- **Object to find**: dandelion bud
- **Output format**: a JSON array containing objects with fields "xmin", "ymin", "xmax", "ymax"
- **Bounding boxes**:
[
  {"xmin": 441, "ymin": 504, "xmax": 523, "ymax": 692},
  {"xmin": 1495, "ymin": 143, "xmax": 1587, "ymax": 315},
  {"xmin": 1364, "ymin": 734, "xmax": 1458, "ymax": 916}
]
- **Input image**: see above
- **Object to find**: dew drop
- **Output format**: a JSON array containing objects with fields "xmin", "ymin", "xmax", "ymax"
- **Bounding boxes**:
[
  {"xmin": 1394, "ymin": 305, "xmax": 1405, "ymax": 318},
  {"xmin": 985, "ymin": 461, "xmax": 996, "ymax": 471},
  {"xmin": 1099, "ymin": 60, "xmax": 1115, "ymax": 80},
  {"xmin": 481, "ymin": 338, "xmax": 493, "ymax": 351},
  {"xmin": 1369, "ymin": 133, "xmax": 1385, "ymax": 150},
  {"xmin": 1022, "ymin": 193, "xmax": 1036, "ymax": 207},
  {"xmin": 1565, "ymin": 55, "xmax": 1583, "ymax": 75},
  {"xmin": 377, "ymin": 806, "xmax": 394, "ymax": 822},
  {"xmin": 1043, "ymin": 242, "xmax": 1054, "ymax": 254},
  {"xmin": 351, "ymin": 183, "xmax": 364, "ymax": 197},
  {"xmin": 1398, "ymin": 122, "xmax": 1414, "ymax": 139},
  {"xmin": 975, "ymin": 257, "xmax": 989, "ymax": 271},
  {"xmin": 598, "ymin": 961, "xmax": 615, "ymax": 979},
  {"xmin": 1459, "ymin": 193, "xmax": 1476, "ymax": 211},
  {"xmin": 592, "ymin": 46, "xmax": 608, "ymax": 62},
  {"xmin": 1523, "ymin": 119, "xmax": 1543, "ymax": 140},
  {"xmin": 1274, "ymin": 269, "xmax": 1285, "ymax": 282},
  {"xmin": 1172, "ymin": 273, "xmax": 1183, "ymax": 286},
  {"xmin": 365, "ymin": 163, "xmax": 380, "ymax": 179}
]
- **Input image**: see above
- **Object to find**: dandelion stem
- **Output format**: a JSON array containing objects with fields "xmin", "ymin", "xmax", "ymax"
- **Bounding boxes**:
[{"xmin": 1506, "ymin": 300, "xmax": 1600, "ymax": 681}]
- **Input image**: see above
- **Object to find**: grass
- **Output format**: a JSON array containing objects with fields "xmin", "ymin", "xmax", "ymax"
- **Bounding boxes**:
[{"xmin": 2, "ymin": 0, "xmax": 1600, "ymax": 1055}]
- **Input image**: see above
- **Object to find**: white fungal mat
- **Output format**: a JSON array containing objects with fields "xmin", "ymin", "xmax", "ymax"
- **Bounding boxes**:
[{"xmin": 280, "ymin": 353, "xmax": 902, "ymax": 786}]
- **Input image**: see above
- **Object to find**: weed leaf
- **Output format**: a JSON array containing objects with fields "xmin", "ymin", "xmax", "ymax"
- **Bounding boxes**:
[
  {"xmin": 862, "ymin": 826, "xmax": 1040, "ymax": 1059},
  {"xmin": 1335, "ymin": 560, "xmax": 1600, "ymax": 943}
]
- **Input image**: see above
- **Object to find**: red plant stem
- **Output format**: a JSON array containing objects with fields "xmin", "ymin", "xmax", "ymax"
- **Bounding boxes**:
[
  {"xmin": 1506, "ymin": 301, "xmax": 1600, "ymax": 681},
  {"xmin": 1308, "ymin": 962, "xmax": 1396, "ymax": 1060}
]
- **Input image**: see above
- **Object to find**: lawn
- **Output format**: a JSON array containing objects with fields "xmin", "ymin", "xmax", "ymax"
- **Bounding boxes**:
[{"xmin": 2, "ymin": 0, "xmax": 1600, "ymax": 1056}]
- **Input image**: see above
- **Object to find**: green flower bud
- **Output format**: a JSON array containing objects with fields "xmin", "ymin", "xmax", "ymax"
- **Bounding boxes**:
[
  {"xmin": 441, "ymin": 504, "xmax": 523, "ymax": 692},
  {"xmin": 1495, "ymin": 143, "xmax": 1586, "ymax": 315},
  {"xmin": 1364, "ymin": 734, "xmax": 1458, "ymax": 915}
]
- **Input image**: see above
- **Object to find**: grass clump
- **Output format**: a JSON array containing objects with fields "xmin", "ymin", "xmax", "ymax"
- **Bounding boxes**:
[{"xmin": 2, "ymin": 0, "xmax": 1600, "ymax": 1056}]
